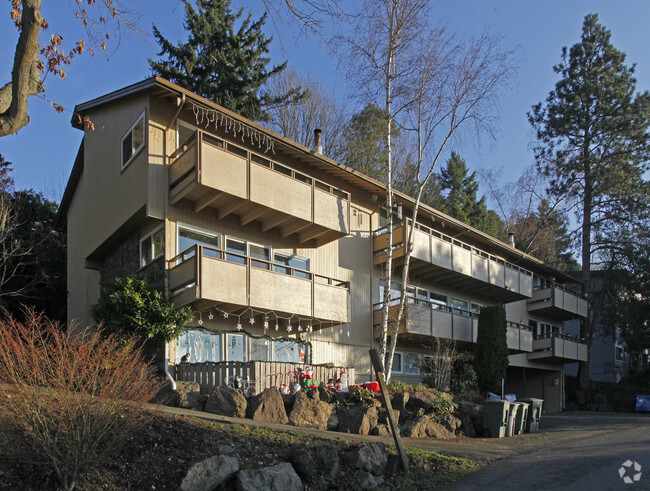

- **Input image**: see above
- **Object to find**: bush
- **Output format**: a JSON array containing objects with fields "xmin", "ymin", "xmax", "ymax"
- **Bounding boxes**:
[
  {"xmin": 473, "ymin": 305, "xmax": 509, "ymax": 394},
  {"xmin": 91, "ymin": 274, "xmax": 194, "ymax": 342},
  {"xmin": 426, "ymin": 396, "xmax": 458, "ymax": 417},
  {"xmin": 0, "ymin": 309, "xmax": 160, "ymax": 491}
]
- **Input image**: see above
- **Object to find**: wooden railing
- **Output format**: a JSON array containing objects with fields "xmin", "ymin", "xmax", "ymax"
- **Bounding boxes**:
[{"xmin": 176, "ymin": 360, "xmax": 355, "ymax": 394}]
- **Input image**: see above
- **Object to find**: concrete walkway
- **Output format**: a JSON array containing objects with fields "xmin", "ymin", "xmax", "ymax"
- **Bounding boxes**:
[{"xmin": 149, "ymin": 404, "xmax": 650, "ymax": 489}]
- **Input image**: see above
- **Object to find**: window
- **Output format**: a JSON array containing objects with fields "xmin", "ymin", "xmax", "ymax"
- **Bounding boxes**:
[
  {"xmin": 226, "ymin": 333, "xmax": 246, "ymax": 361},
  {"xmin": 273, "ymin": 339, "xmax": 306, "ymax": 363},
  {"xmin": 616, "ymin": 346, "xmax": 625, "ymax": 362},
  {"xmin": 121, "ymin": 112, "xmax": 145, "ymax": 169},
  {"xmin": 178, "ymin": 226, "xmax": 220, "ymax": 259},
  {"xmin": 429, "ymin": 292, "xmax": 448, "ymax": 310},
  {"xmin": 391, "ymin": 353, "xmax": 403, "ymax": 373},
  {"xmin": 274, "ymin": 252, "xmax": 310, "ymax": 279},
  {"xmin": 249, "ymin": 242, "xmax": 270, "ymax": 270},
  {"xmin": 404, "ymin": 353, "xmax": 421, "ymax": 375},
  {"xmin": 451, "ymin": 298, "xmax": 470, "ymax": 317},
  {"xmin": 226, "ymin": 237, "xmax": 247, "ymax": 264},
  {"xmin": 140, "ymin": 226, "xmax": 163, "ymax": 268},
  {"xmin": 250, "ymin": 337, "xmax": 271, "ymax": 361},
  {"xmin": 470, "ymin": 303, "xmax": 482, "ymax": 315},
  {"xmin": 175, "ymin": 330, "xmax": 220, "ymax": 363},
  {"xmin": 177, "ymin": 121, "xmax": 196, "ymax": 148}
]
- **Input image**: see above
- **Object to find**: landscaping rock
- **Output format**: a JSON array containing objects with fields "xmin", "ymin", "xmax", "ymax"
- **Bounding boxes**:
[
  {"xmin": 217, "ymin": 445, "xmax": 235, "ymax": 455},
  {"xmin": 288, "ymin": 392, "xmax": 336, "ymax": 430},
  {"xmin": 236, "ymin": 462, "xmax": 302, "ymax": 491},
  {"xmin": 290, "ymin": 445, "xmax": 340, "ymax": 487},
  {"xmin": 175, "ymin": 381, "xmax": 204, "ymax": 410},
  {"xmin": 354, "ymin": 470, "xmax": 385, "ymax": 489},
  {"xmin": 318, "ymin": 387, "xmax": 335, "ymax": 403},
  {"xmin": 405, "ymin": 389, "xmax": 440, "ymax": 411},
  {"xmin": 369, "ymin": 424, "xmax": 392, "ymax": 437},
  {"xmin": 179, "ymin": 455, "xmax": 239, "ymax": 491},
  {"xmin": 456, "ymin": 401, "xmax": 481, "ymax": 438},
  {"xmin": 391, "ymin": 391, "xmax": 409, "ymax": 413},
  {"xmin": 337, "ymin": 404, "xmax": 378, "ymax": 435},
  {"xmin": 400, "ymin": 414, "xmax": 457, "ymax": 439},
  {"xmin": 344, "ymin": 443, "xmax": 388, "ymax": 474},
  {"xmin": 204, "ymin": 386, "xmax": 247, "ymax": 418},
  {"xmin": 247, "ymin": 388, "xmax": 288, "ymax": 424}
]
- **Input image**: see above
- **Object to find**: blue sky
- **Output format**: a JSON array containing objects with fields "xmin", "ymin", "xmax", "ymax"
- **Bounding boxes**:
[{"xmin": 1, "ymin": 0, "xmax": 649, "ymax": 201}]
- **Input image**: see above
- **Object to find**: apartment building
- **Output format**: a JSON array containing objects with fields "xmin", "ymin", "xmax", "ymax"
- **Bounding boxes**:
[{"xmin": 58, "ymin": 77, "xmax": 588, "ymax": 411}]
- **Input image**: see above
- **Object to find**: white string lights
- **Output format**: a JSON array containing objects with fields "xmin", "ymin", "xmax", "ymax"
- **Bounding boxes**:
[
  {"xmin": 191, "ymin": 305, "xmax": 342, "ymax": 338},
  {"xmin": 191, "ymin": 102, "xmax": 275, "ymax": 154}
]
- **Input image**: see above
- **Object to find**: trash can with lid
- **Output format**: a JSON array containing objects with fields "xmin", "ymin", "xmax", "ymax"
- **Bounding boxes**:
[
  {"xmin": 518, "ymin": 398, "xmax": 543, "ymax": 433},
  {"xmin": 481, "ymin": 400, "xmax": 510, "ymax": 438},
  {"xmin": 513, "ymin": 402, "xmax": 529, "ymax": 435},
  {"xmin": 505, "ymin": 401, "xmax": 519, "ymax": 436}
]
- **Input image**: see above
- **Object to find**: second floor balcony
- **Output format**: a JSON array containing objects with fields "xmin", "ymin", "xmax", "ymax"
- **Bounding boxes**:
[
  {"xmin": 528, "ymin": 333, "xmax": 588, "ymax": 362},
  {"xmin": 169, "ymin": 130, "xmax": 350, "ymax": 246},
  {"xmin": 372, "ymin": 298, "xmax": 533, "ymax": 353},
  {"xmin": 168, "ymin": 244, "xmax": 350, "ymax": 327},
  {"xmin": 373, "ymin": 220, "xmax": 533, "ymax": 303},
  {"xmin": 527, "ymin": 283, "xmax": 588, "ymax": 320}
]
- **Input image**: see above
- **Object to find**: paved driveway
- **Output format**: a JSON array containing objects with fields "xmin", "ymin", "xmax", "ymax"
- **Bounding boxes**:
[{"xmin": 447, "ymin": 412, "xmax": 650, "ymax": 490}]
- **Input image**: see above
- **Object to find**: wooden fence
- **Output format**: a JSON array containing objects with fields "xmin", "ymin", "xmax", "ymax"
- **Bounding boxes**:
[{"xmin": 176, "ymin": 361, "xmax": 355, "ymax": 395}]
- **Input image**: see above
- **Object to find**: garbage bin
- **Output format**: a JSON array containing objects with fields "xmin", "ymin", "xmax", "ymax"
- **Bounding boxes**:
[
  {"xmin": 481, "ymin": 400, "xmax": 510, "ymax": 438},
  {"xmin": 505, "ymin": 402, "xmax": 519, "ymax": 436},
  {"xmin": 518, "ymin": 398, "xmax": 543, "ymax": 433},
  {"xmin": 514, "ymin": 402, "xmax": 529, "ymax": 435}
]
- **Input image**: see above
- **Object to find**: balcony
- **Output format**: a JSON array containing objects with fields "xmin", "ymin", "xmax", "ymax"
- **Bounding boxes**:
[
  {"xmin": 373, "ymin": 220, "xmax": 533, "ymax": 303},
  {"xmin": 372, "ymin": 299, "xmax": 532, "ymax": 352},
  {"xmin": 527, "ymin": 334, "xmax": 588, "ymax": 362},
  {"xmin": 168, "ymin": 244, "xmax": 350, "ymax": 327},
  {"xmin": 169, "ymin": 131, "xmax": 350, "ymax": 246},
  {"xmin": 527, "ymin": 284, "xmax": 588, "ymax": 320}
]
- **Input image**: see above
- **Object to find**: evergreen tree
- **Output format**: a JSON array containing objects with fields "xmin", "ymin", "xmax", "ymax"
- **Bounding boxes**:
[
  {"xmin": 473, "ymin": 305, "xmax": 509, "ymax": 394},
  {"xmin": 438, "ymin": 152, "xmax": 504, "ymax": 237},
  {"xmin": 529, "ymin": 14, "xmax": 650, "ymax": 389},
  {"xmin": 149, "ymin": 0, "xmax": 301, "ymax": 121}
]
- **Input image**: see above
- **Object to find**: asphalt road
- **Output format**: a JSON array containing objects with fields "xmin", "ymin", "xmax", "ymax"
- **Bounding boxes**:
[{"xmin": 448, "ymin": 412, "xmax": 650, "ymax": 490}]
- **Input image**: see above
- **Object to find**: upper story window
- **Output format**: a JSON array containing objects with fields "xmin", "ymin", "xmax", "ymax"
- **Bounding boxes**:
[
  {"xmin": 121, "ymin": 112, "xmax": 146, "ymax": 170},
  {"xmin": 140, "ymin": 226, "xmax": 163, "ymax": 268},
  {"xmin": 274, "ymin": 252, "xmax": 310, "ymax": 279},
  {"xmin": 178, "ymin": 226, "xmax": 220, "ymax": 259}
]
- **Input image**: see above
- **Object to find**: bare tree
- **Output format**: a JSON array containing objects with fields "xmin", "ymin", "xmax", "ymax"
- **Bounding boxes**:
[
  {"xmin": 264, "ymin": 68, "xmax": 349, "ymax": 161},
  {"xmin": 1, "ymin": 0, "xmax": 143, "ymax": 137}
]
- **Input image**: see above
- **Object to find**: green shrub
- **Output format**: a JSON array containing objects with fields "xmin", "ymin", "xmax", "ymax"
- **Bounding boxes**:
[
  {"xmin": 91, "ymin": 274, "xmax": 194, "ymax": 342},
  {"xmin": 427, "ymin": 395, "xmax": 458, "ymax": 416}
]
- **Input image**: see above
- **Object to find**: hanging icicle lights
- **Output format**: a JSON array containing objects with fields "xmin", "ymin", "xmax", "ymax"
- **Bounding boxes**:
[
  {"xmin": 191, "ymin": 305, "xmax": 340, "ymax": 336},
  {"xmin": 192, "ymin": 102, "xmax": 275, "ymax": 154}
]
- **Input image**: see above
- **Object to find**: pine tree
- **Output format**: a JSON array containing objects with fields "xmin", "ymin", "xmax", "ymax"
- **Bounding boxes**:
[
  {"xmin": 149, "ymin": 0, "xmax": 301, "ymax": 121},
  {"xmin": 529, "ymin": 14, "xmax": 650, "ymax": 389},
  {"xmin": 473, "ymin": 305, "xmax": 509, "ymax": 394},
  {"xmin": 438, "ymin": 152, "xmax": 504, "ymax": 237}
]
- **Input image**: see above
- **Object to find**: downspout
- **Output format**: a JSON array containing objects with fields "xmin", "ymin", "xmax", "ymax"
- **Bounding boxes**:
[{"xmin": 164, "ymin": 93, "xmax": 185, "ymax": 391}]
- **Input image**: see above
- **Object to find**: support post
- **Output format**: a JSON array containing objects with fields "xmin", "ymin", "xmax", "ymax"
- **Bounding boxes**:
[{"xmin": 369, "ymin": 348, "xmax": 409, "ymax": 472}]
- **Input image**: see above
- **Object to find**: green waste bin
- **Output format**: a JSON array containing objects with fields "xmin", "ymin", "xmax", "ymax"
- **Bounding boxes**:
[
  {"xmin": 513, "ymin": 402, "xmax": 528, "ymax": 435},
  {"xmin": 518, "ymin": 398, "xmax": 543, "ymax": 433},
  {"xmin": 481, "ymin": 400, "xmax": 510, "ymax": 438}
]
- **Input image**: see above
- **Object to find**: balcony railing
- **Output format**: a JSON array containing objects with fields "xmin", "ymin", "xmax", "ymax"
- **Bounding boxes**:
[
  {"xmin": 528, "ymin": 333, "xmax": 588, "ymax": 362},
  {"xmin": 527, "ymin": 284, "xmax": 588, "ymax": 320},
  {"xmin": 373, "ymin": 297, "xmax": 532, "ymax": 352},
  {"xmin": 168, "ymin": 244, "xmax": 350, "ymax": 325},
  {"xmin": 373, "ymin": 219, "xmax": 533, "ymax": 302},
  {"xmin": 168, "ymin": 130, "xmax": 350, "ymax": 245}
]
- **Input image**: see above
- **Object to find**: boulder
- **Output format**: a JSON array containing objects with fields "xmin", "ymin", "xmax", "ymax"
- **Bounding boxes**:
[
  {"xmin": 337, "ymin": 404, "xmax": 378, "ymax": 435},
  {"xmin": 318, "ymin": 387, "xmax": 335, "ymax": 404},
  {"xmin": 391, "ymin": 391, "xmax": 409, "ymax": 413},
  {"xmin": 236, "ymin": 463, "xmax": 303, "ymax": 491},
  {"xmin": 344, "ymin": 443, "xmax": 388, "ymax": 474},
  {"xmin": 354, "ymin": 470, "xmax": 385, "ymax": 490},
  {"xmin": 400, "ymin": 414, "xmax": 457, "ymax": 439},
  {"xmin": 288, "ymin": 392, "xmax": 336, "ymax": 430},
  {"xmin": 456, "ymin": 401, "xmax": 481, "ymax": 438},
  {"xmin": 290, "ymin": 445, "xmax": 340, "ymax": 487},
  {"xmin": 204, "ymin": 386, "xmax": 247, "ymax": 418},
  {"xmin": 175, "ymin": 381, "xmax": 204, "ymax": 410},
  {"xmin": 247, "ymin": 388, "xmax": 289, "ymax": 424},
  {"xmin": 405, "ymin": 389, "xmax": 440, "ymax": 411},
  {"xmin": 369, "ymin": 424, "xmax": 392, "ymax": 437},
  {"xmin": 179, "ymin": 455, "xmax": 239, "ymax": 491}
]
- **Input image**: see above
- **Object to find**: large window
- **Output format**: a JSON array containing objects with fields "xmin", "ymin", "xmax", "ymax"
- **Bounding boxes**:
[
  {"xmin": 451, "ymin": 298, "xmax": 470, "ymax": 317},
  {"xmin": 178, "ymin": 226, "xmax": 220, "ymax": 259},
  {"xmin": 226, "ymin": 237, "xmax": 247, "ymax": 264},
  {"xmin": 249, "ymin": 242, "xmax": 270, "ymax": 269},
  {"xmin": 140, "ymin": 226, "xmax": 164, "ymax": 268},
  {"xmin": 274, "ymin": 252, "xmax": 310, "ymax": 279},
  {"xmin": 403, "ymin": 353, "xmax": 421, "ymax": 375},
  {"xmin": 121, "ymin": 112, "xmax": 145, "ymax": 169},
  {"xmin": 176, "ymin": 330, "xmax": 221, "ymax": 363}
]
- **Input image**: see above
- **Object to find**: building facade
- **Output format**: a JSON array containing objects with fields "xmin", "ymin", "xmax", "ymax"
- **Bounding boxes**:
[{"xmin": 58, "ymin": 77, "xmax": 588, "ymax": 411}]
